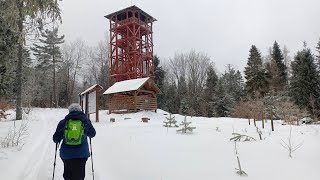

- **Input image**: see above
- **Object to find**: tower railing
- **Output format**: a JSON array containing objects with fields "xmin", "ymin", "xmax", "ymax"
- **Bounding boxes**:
[{"xmin": 111, "ymin": 17, "xmax": 151, "ymax": 31}]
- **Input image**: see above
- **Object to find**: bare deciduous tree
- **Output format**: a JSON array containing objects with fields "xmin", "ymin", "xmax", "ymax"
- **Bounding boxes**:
[{"xmin": 60, "ymin": 39, "xmax": 87, "ymax": 104}]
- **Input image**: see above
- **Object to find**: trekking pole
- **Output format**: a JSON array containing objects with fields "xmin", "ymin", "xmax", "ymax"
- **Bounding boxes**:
[
  {"xmin": 90, "ymin": 138, "xmax": 95, "ymax": 180},
  {"xmin": 52, "ymin": 142, "xmax": 59, "ymax": 180}
]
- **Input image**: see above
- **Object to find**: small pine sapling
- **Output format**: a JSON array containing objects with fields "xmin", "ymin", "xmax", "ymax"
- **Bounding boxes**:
[
  {"xmin": 280, "ymin": 122, "xmax": 303, "ymax": 157},
  {"xmin": 235, "ymin": 156, "xmax": 247, "ymax": 176},
  {"xmin": 176, "ymin": 116, "xmax": 196, "ymax": 133},
  {"xmin": 163, "ymin": 113, "xmax": 178, "ymax": 127},
  {"xmin": 230, "ymin": 133, "xmax": 251, "ymax": 176}
]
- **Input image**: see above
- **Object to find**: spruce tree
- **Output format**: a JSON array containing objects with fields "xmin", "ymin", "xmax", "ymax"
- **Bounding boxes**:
[
  {"xmin": 0, "ymin": 16, "xmax": 17, "ymax": 98},
  {"xmin": 180, "ymin": 99, "xmax": 189, "ymax": 115},
  {"xmin": 204, "ymin": 64, "xmax": 219, "ymax": 117},
  {"xmin": 270, "ymin": 41, "xmax": 287, "ymax": 91},
  {"xmin": 178, "ymin": 75, "xmax": 187, "ymax": 114},
  {"xmin": 2, "ymin": 0, "xmax": 60, "ymax": 119},
  {"xmin": 220, "ymin": 65, "xmax": 244, "ymax": 111},
  {"xmin": 244, "ymin": 45, "xmax": 269, "ymax": 97},
  {"xmin": 290, "ymin": 46, "xmax": 320, "ymax": 116},
  {"xmin": 215, "ymin": 79, "xmax": 228, "ymax": 117},
  {"xmin": 154, "ymin": 55, "xmax": 165, "ymax": 109},
  {"xmin": 219, "ymin": 66, "xmax": 245, "ymax": 116},
  {"xmin": 31, "ymin": 28, "xmax": 64, "ymax": 107},
  {"xmin": 165, "ymin": 81, "xmax": 179, "ymax": 114}
]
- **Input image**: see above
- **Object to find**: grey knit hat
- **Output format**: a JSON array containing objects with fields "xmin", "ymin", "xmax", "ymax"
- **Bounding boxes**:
[{"xmin": 68, "ymin": 103, "xmax": 82, "ymax": 113}]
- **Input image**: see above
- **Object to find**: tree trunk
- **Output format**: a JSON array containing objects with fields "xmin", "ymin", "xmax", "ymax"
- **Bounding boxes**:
[
  {"xmin": 271, "ymin": 111, "xmax": 274, "ymax": 131},
  {"xmin": 15, "ymin": 0, "xmax": 23, "ymax": 120},
  {"xmin": 262, "ymin": 112, "xmax": 265, "ymax": 129}
]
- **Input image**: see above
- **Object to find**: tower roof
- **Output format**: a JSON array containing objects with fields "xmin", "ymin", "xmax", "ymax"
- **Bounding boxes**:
[{"xmin": 104, "ymin": 5, "xmax": 157, "ymax": 22}]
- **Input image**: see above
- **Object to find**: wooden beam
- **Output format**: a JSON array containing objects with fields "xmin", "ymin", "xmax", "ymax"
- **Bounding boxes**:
[
  {"xmin": 96, "ymin": 90, "xmax": 99, "ymax": 122},
  {"xmin": 138, "ymin": 89, "xmax": 155, "ymax": 97},
  {"xmin": 85, "ymin": 94, "xmax": 89, "ymax": 119}
]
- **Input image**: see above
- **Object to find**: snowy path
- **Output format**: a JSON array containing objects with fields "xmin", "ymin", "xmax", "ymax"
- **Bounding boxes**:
[{"xmin": 0, "ymin": 109, "xmax": 66, "ymax": 180}]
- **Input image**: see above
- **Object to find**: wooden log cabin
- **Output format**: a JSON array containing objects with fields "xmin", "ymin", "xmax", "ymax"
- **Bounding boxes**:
[{"xmin": 103, "ymin": 77, "xmax": 160, "ymax": 113}]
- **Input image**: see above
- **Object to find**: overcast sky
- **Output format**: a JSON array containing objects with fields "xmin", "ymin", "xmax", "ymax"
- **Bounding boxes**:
[{"xmin": 59, "ymin": 0, "xmax": 320, "ymax": 72}]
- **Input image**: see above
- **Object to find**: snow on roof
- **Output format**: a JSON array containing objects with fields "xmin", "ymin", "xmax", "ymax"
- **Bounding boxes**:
[
  {"xmin": 103, "ymin": 77, "xmax": 150, "ymax": 95},
  {"xmin": 80, "ymin": 84, "xmax": 103, "ymax": 95}
]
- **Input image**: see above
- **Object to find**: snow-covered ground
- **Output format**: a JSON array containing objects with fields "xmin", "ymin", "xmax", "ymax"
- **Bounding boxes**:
[{"xmin": 0, "ymin": 108, "xmax": 320, "ymax": 180}]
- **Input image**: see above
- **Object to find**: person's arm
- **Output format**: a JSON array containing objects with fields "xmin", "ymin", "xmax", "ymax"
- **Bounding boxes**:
[
  {"xmin": 53, "ymin": 120, "xmax": 65, "ymax": 143},
  {"xmin": 85, "ymin": 119, "xmax": 96, "ymax": 138}
]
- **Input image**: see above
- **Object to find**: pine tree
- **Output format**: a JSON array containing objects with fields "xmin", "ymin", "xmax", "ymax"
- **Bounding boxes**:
[
  {"xmin": 31, "ymin": 28, "xmax": 64, "ymax": 107},
  {"xmin": 290, "ymin": 45, "xmax": 320, "ymax": 116},
  {"xmin": 244, "ymin": 45, "xmax": 269, "ymax": 97},
  {"xmin": 269, "ymin": 41, "xmax": 287, "ymax": 91}
]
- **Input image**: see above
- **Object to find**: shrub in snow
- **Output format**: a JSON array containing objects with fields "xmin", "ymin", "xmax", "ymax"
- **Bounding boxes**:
[
  {"xmin": 256, "ymin": 126, "xmax": 263, "ymax": 140},
  {"xmin": 0, "ymin": 100, "xmax": 11, "ymax": 121},
  {"xmin": 163, "ymin": 114, "xmax": 178, "ymax": 128},
  {"xmin": 1, "ymin": 120, "xmax": 28, "ymax": 149},
  {"xmin": 280, "ymin": 124, "xmax": 303, "ymax": 157},
  {"xmin": 23, "ymin": 105, "xmax": 32, "ymax": 115},
  {"xmin": 300, "ymin": 117, "xmax": 313, "ymax": 124},
  {"xmin": 142, "ymin": 117, "xmax": 150, "ymax": 123},
  {"xmin": 176, "ymin": 116, "xmax": 196, "ymax": 133},
  {"xmin": 0, "ymin": 110, "xmax": 10, "ymax": 120},
  {"xmin": 230, "ymin": 133, "xmax": 256, "ymax": 142}
]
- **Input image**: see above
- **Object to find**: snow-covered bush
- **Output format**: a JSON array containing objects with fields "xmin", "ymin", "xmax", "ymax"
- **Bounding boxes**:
[
  {"xmin": 300, "ymin": 117, "xmax": 313, "ymax": 124},
  {"xmin": 0, "ymin": 120, "xmax": 28, "ymax": 149},
  {"xmin": 230, "ymin": 133, "xmax": 256, "ymax": 142},
  {"xmin": 280, "ymin": 124, "xmax": 303, "ymax": 157}
]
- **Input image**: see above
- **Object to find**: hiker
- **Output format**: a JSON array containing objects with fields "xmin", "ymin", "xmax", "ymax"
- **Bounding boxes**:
[{"xmin": 53, "ymin": 103, "xmax": 96, "ymax": 180}]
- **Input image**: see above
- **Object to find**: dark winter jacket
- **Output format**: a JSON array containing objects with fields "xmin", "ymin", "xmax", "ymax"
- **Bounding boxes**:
[{"xmin": 53, "ymin": 111, "xmax": 96, "ymax": 160}]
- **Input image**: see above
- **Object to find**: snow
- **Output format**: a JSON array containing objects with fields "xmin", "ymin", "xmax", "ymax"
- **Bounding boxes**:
[
  {"xmin": 80, "ymin": 84, "xmax": 103, "ymax": 95},
  {"xmin": 103, "ymin": 77, "xmax": 149, "ymax": 95},
  {"xmin": 0, "ymin": 108, "xmax": 320, "ymax": 180}
]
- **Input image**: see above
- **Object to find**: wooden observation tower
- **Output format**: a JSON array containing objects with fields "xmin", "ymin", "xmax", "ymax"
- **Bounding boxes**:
[
  {"xmin": 103, "ymin": 6, "xmax": 160, "ymax": 113},
  {"xmin": 105, "ymin": 6, "xmax": 157, "ymax": 86}
]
